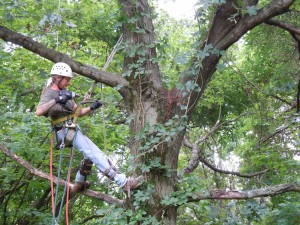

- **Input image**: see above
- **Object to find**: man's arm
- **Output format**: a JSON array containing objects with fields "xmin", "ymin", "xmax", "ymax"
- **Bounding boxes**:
[
  {"xmin": 77, "ymin": 100, "xmax": 102, "ymax": 117},
  {"xmin": 71, "ymin": 103, "xmax": 93, "ymax": 117},
  {"xmin": 78, "ymin": 107, "xmax": 93, "ymax": 117},
  {"xmin": 35, "ymin": 99, "xmax": 57, "ymax": 116},
  {"xmin": 36, "ymin": 95, "xmax": 71, "ymax": 116}
]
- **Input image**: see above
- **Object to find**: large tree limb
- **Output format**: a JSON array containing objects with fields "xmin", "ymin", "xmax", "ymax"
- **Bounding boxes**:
[
  {"xmin": 215, "ymin": 0, "xmax": 295, "ymax": 51},
  {"xmin": 0, "ymin": 144, "xmax": 124, "ymax": 206},
  {"xmin": 265, "ymin": 18, "xmax": 300, "ymax": 36},
  {"xmin": 0, "ymin": 26, "xmax": 129, "ymax": 94},
  {"xmin": 182, "ymin": 0, "xmax": 295, "ymax": 119},
  {"xmin": 188, "ymin": 183, "xmax": 300, "ymax": 201},
  {"xmin": 265, "ymin": 18, "xmax": 300, "ymax": 59}
]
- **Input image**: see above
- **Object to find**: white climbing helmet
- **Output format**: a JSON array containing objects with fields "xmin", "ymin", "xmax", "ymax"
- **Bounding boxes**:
[{"xmin": 50, "ymin": 62, "xmax": 73, "ymax": 78}]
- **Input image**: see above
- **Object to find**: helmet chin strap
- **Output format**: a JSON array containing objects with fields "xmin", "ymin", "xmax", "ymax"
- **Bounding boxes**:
[{"xmin": 53, "ymin": 76, "xmax": 63, "ymax": 90}]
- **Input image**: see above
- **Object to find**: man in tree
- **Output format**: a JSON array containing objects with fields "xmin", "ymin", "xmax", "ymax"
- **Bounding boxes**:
[{"xmin": 35, "ymin": 62, "xmax": 142, "ymax": 194}]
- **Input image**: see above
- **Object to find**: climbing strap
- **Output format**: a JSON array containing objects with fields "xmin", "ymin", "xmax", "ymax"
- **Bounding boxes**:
[
  {"xmin": 79, "ymin": 159, "xmax": 93, "ymax": 176},
  {"xmin": 52, "ymin": 105, "xmax": 82, "ymax": 149},
  {"xmin": 98, "ymin": 158, "xmax": 120, "ymax": 191},
  {"xmin": 51, "ymin": 104, "xmax": 82, "ymax": 127},
  {"xmin": 102, "ymin": 158, "xmax": 119, "ymax": 180}
]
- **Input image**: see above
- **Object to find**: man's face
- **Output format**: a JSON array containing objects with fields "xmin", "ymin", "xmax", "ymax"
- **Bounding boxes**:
[{"xmin": 58, "ymin": 76, "xmax": 72, "ymax": 90}]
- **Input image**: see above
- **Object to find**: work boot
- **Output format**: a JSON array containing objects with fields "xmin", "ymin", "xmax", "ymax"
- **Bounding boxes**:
[
  {"xmin": 122, "ymin": 176, "xmax": 144, "ymax": 197},
  {"xmin": 72, "ymin": 181, "xmax": 91, "ymax": 193}
]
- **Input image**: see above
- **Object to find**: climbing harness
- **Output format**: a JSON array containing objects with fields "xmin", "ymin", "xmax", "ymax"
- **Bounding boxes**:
[{"xmin": 52, "ymin": 103, "xmax": 83, "ymax": 149}]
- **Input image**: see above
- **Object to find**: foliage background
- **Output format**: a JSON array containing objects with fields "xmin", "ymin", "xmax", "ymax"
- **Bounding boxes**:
[{"xmin": 1, "ymin": 0, "xmax": 300, "ymax": 224}]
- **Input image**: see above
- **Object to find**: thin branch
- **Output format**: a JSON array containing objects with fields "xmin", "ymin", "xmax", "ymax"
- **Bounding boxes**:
[
  {"xmin": 0, "ymin": 144, "xmax": 123, "ymax": 206},
  {"xmin": 229, "ymin": 65, "xmax": 292, "ymax": 106},
  {"xmin": 19, "ymin": 87, "xmax": 40, "ymax": 96},
  {"xmin": 181, "ymin": 114, "xmax": 248, "ymax": 175},
  {"xmin": 80, "ymin": 215, "xmax": 104, "ymax": 224},
  {"xmin": 33, "ymin": 188, "xmax": 51, "ymax": 210},
  {"xmin": 290, "ymin": 33, "xmax": 300, "ymax": 60},
  {"xmin": 182, "ymin": 138, "xmax": 269, "ymax": 178},
  {"xmin": 181, "ymin": 138, "xmax": 199, "ymax": 175},
  {"xmin": 113, "ymin": 119, "xmax": 126, "ymax": 125},
  {"xmin": 198, "ymin": 155, "xmax": 269, "ymax": 178},
  {"xmin": 258, "ymin": 123, "xmax": 300, "ymax": 147},
  {"xmin": 196, "ymin": 114, "xmax": 246, "ymax": 145},
  {"xmin": 188, "ymin": 183, "xmax": 300, "ymax": 201}
]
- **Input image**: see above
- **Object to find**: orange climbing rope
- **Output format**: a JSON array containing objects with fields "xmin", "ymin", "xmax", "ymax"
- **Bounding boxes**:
[
  {"xmin": 65, "ymin": 147, "xmax": 72, "ymax": 225},
  {"xmin": 50, "ymin": 132, "xmax": 55, "ymax": 216}
]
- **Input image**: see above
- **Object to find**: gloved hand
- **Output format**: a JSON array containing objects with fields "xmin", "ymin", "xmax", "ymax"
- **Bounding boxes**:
[
  {"xmin": 90, "ymin": 100, "xmax": 102, "ymax": 110},
  {"xmin": 54, "ymin": 92, "xmax": 72, "ymax": 104},
  {"xmin": 59, "ymin": 90, "xmax": 79, "ymax": 99}
]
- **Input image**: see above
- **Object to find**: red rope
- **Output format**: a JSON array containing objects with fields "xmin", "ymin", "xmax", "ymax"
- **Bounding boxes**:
[
  {"xmin": 50, "ymin": 132, "xmax": 55, "ymax": 215},
  {"xmin": 65, "ymin": 147, "xmax": 72, "ymax": 225}
]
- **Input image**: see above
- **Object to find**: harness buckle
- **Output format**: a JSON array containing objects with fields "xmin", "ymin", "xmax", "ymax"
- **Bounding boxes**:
[
  {"xmin": 59, "ymin": 141, "xmax": 65, "ymax": 149},
  {"xmin": 65, "ymin": 123, "xmax": 76, "ymax": 128},
  {"xmin": 65, "ymin": 118, "xmax": 76, "ymax": 128}
]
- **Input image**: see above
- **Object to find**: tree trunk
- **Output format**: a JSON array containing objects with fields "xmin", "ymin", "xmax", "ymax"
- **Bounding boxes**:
[{"xmin": 119, "ymin": 0, "xmax": 183, "ymax": 223}]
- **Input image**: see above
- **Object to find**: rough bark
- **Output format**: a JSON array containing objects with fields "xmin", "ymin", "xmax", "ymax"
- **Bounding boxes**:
[{"xmin": 118, "ymin": 1, "xmax": 180, "ymax": 223}]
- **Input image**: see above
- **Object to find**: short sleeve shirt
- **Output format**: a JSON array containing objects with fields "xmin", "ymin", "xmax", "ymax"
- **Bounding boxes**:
[{"xmin": 38, "ymin": 87, "xmax": 76, "ymax": 120}]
